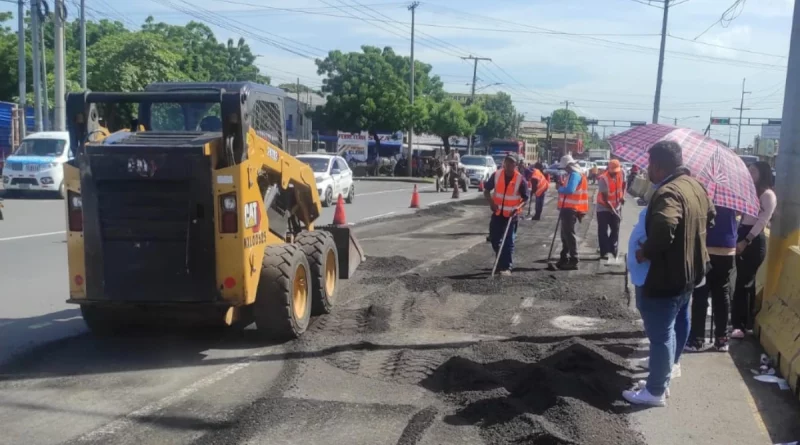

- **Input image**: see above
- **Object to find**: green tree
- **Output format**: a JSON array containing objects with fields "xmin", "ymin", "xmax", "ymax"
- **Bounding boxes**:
[
  {"xmin": 476, "ymin": 92, "xmax": 516, "ymax": 142},
  {"xmin": 550, "ymin": 108, "xmax": 587, "ymax": 135},
  {"xmin": 313, "ymin": 46, "xmax": 413, "ymax": 149},
  {"xmin": 417, "ymin": 97, "xmax": 486, "ymax": 153}
]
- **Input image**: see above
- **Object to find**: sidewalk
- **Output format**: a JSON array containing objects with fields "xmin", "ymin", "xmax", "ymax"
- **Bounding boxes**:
[{"xmin": 617, "ymin": 197, "xmax": 800, "ymax": 445}]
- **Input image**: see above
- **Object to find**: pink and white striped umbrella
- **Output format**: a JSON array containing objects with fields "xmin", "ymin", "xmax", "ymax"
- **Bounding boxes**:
[{"xmin": 609, "ymin": 124, "xmax": 760, "ymax": 216}]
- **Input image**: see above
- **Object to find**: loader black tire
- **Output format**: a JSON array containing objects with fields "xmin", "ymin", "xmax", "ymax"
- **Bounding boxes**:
[
  {"xmin": 254, "ymin": 244, "xmax": 312, "ymax": 339},
  {"xmin": 296, "ymin": 230, "xmax": 339, "ymax": 315}
]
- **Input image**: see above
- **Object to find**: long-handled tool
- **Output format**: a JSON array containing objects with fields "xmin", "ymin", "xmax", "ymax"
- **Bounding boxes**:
[
  {"xmin": 490, "ymin": 207, "xmax": 521, "ymax": 278},
  {"xmin": 545, "ymin": 196, "xmax": 567, "ymax": 271}
]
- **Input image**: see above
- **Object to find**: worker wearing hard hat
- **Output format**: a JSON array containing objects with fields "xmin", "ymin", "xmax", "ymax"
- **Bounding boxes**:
[
  {"xmin": 556, "ymin": 154, "xmax": 589, "ymax": 270},
  {"xmin": 596, "ymin": 159, "xmax": 626, "ymax": 260}
]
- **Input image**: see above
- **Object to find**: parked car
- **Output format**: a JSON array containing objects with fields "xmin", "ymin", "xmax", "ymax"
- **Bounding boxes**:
[
  {"xmin": 461, "ymin": 155, "xmax": 497, "ymax": 187},
  {"xmin": 296, "ymin": 153, "xmax": 355, "ymax": 207},
  {"xmin": 594, "ymin": 159, "xmax": 609, "ymax": 175}
]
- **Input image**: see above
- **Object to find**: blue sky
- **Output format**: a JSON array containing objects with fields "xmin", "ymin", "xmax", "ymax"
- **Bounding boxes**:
[{"xmin": 4, "ymin": 0, "xmax": 795, "ymax": 145}]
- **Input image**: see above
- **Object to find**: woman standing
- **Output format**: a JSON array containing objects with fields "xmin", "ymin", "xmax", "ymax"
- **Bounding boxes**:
[{"xmin": 731, "ymin": 161, "xmax": 776, "ymax": 338}]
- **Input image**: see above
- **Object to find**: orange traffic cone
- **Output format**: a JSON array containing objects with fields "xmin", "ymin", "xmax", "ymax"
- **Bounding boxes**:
[
  {"xmin": 478, "ymin": 180, "xmax": 484, "ymax": 192},
  {"xmin": 332, "ymin": 194, "xmax": 347, "ymax": 225},
  {"xmin": 409, "ymin": 184, "xmax": 420, "ymax": 208}
]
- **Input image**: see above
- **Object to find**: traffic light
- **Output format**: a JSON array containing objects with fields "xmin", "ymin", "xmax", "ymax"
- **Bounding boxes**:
[
  {"xmin": 768, "ymin": 119, "xmax": 782, "ymax": 125},
  {"xmin": 710, "ymin": 118, "xmax": 730, "ymax": 125},
  {"xmin": 630, "ymin": 121, "xmax": 646, "ymax": 127}
]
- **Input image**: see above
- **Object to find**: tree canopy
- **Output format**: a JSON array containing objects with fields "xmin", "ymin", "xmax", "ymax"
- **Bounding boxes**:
[
  {"xmin": 550, "ymin": 108, "xmax": 587, "ymax": 135},
  {"xmin": 416, "ymin": 97, "xmax": 486, "ymax": 153},
  {"xmin": 475, "ymin": 92, "xmax": 517, "ymax": 142},
  {"xmin": 0, "ymin": 13, "xmax": 270, "ymax": 108}
]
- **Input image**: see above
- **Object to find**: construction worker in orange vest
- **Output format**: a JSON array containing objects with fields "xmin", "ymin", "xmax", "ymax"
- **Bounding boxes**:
[
  {"xmin": 484, "ymin": 153, "xmax": 529, "ymax": 276},
  {"xmin": 556, "ymin": 154, "xmax": 589, "ymax": 270},
  {"xmin": 530, "ymin": 162, "xmax": 549, "ymax": 220},
  {"xmin": 596, "ymin": 159, "xmax": 626, "ymax": 260}
]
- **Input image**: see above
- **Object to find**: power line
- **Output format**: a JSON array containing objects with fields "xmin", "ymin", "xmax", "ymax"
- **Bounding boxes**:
[
  {"xmin": 694, "ymin": 0, "xmax": 747, "ymax": 40},
  {"xmin": 668, "ymin": 34, "xmax": 787, "ymax": 59}
]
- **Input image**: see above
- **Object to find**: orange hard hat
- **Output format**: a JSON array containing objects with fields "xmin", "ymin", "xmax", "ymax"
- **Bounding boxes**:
[{"xmin": 608, "ymin": 159, "xmax": 621, "ymax": 173}]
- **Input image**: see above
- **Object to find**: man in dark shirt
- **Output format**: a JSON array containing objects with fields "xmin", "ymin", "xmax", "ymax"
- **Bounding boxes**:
[{"xmin": 483, "ymin": 154, "xmax": 529, "ymax": 276}]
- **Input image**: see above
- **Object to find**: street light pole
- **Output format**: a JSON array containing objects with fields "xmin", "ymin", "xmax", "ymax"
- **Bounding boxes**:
[
  {"xmin": 17, "ymin": 0, "xmax": 26, "ymax": 140},
  {"xmin": 652, "ymin": 0, "xmax": 669, "ymax": 124},
  {"xmin": 734, "ymin": 77, "xmax": 751, "ymax": 152}
]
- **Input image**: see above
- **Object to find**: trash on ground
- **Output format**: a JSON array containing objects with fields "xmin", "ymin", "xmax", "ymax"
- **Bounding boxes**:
[{"xmin": 753, "ymin": 374, "xmax": 790, "ymax": 390}]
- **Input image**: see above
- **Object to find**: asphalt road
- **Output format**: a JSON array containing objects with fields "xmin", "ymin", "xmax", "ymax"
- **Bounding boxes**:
[
  {"xmin": 1, "ymin": 185, "xmax": 797, "ymax": 445},
  {"xmin": 0, "ymin": 180, "xmax": 479, "ymax": 366}
]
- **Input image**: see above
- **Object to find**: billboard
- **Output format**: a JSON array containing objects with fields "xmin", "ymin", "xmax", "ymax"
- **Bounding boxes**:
[
  {"xmin": 761, "ymin": 124, "xmax": 781, "ymax": 140},
  {"xmin": 337, "ymin": 131, "xmax": 368, "ymax": 161}
]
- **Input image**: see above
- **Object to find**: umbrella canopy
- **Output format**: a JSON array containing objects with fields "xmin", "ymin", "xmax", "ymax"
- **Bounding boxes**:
[{"xmin": 609, "ymin": 124, "xmax": 760, "ymax": 216}]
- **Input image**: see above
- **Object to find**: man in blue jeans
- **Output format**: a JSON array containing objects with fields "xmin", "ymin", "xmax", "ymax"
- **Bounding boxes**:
[{"xmin": 624, "ymin": 141, "xmax": 715, "ymax": 407}]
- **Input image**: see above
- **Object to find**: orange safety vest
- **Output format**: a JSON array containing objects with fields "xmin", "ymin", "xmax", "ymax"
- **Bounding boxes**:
[
  {"xmin": 531, "ymin": 169, "xmax": 548, "ymax": 198},
  {"xmin": 596, "ymin": 171, "xmax": 624, "ymax": 209},
  {"xmin": 558, "ymin": 172, "xmax": 589, "ymax": 213},
  {"xmin": 492, "ymin": 170, "xmax": 524, "ymax": 217}
]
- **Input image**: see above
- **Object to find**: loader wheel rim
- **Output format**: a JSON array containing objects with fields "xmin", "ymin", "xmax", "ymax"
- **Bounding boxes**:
[
  {"xmin": 324, "ymin": 249, "xmax": 336, "ymax": 296},
  {"xmin": 293, "ymin": 264, "xmax": 308, "ymax": 319}
]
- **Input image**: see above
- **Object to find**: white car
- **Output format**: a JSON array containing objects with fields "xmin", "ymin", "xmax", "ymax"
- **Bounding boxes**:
[
  {"xmin": 594, "ymin": 159, "xmax": 609, "ymax": 174},
  {"xmin": 2, "ymin": 131, "xmax": 72, "ymax": 198},
  {"xmin": 296, "ymin": 154, "xmax": 354, "ymax": 207},
  {"xmin": 461, "ymin": 155, "xmax": 497, "ymax": 187}
]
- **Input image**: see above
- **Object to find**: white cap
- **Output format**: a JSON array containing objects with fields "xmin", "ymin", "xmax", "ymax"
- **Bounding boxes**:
[{"xmin": 559, "ymin": 155, "xmax": 578, "ymax": 169}]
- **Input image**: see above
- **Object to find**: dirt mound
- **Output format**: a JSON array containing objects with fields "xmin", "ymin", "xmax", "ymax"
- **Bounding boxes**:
[
  {"xmin": 567, "ymin": 296, "xmax": 636, "ymax": 320},
  {"xmin": 421, "ymin": 339, "xmax": 644, "ymax": 445},
  {"xmin": 359, "ymin": 256, "xmax": 421, "ymax": 274}
]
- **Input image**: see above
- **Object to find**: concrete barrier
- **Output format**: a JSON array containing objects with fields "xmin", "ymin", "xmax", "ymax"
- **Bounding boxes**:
[{"xmin": 754, "ymin": 239, "xmax": 800, "ymax": 401}]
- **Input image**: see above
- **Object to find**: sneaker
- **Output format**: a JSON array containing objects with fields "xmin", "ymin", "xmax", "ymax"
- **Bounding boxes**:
[
  {"xmin": 730, "ymin": 329, "xmax": 745, "ymax": 339},
  {"xmin": 498, "ymin": 270, "xmax": 511, "ymax": 276},
  {"xmin": 684, "ymin": 339, "xmax": 707, "ymax": 352},
  {"xmin": 672, "ymin": 363, "xmax": 682, "ymax": 379},
  {"xmin": 622, "ymin": 387, "xmax": 666, "ymax": 407},
  {"xmin": 714, "ymin": 337, "xmax": 730, "ymax": 352},
  {"xmin": 635, "ymin": 380, "xmax": 670, "ymax": 398}
]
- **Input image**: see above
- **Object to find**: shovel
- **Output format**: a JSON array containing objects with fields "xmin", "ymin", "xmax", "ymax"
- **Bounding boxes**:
[{"xmin": 545, "ymin": 196, "xmax": 568, "ymax": 271}]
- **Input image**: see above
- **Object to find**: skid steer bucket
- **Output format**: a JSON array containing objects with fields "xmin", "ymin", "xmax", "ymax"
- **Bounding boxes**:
[{"xmin": 318, "ymin": 224, "xmax": 366, "ymax": 279}]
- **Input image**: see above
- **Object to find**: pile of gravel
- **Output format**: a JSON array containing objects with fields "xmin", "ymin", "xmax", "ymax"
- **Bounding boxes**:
[
  {"xmin": 421, "ymin": 338, "xmax": 644, "ymax": 445},
  {"xmin": 359, "ymin": 256, "xmax": 421, "ymax": 274}
]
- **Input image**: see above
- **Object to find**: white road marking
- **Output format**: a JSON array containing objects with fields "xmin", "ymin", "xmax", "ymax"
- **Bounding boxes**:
[
  {"xmin": 72, "ymin": 352, "xmax": 263, "ymax": 442},
  {"xmin": 510, "ymin": 313, "xmax": 522, "ymax": 326},
  {"xmin": 356, "ymin": 212, "xmax": 396, "ymax": 224},
  {"xmin": 0, "ymin": 231, "xmax": 66, "ymax": 242},
  {"xmin": 521, "ymin": 297, "xmax": 535, "ymax": 308}
]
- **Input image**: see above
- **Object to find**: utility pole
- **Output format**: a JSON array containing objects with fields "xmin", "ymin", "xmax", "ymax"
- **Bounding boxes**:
[
  {"xmin": 462, "ymin": 55, "xmax": 491, "ymax": 155},
  {"xmin": 765, "ymin": 0, "xmax": 800, "ymax": 302},
  {"xmin": 41, "ymin": 23, "xmax": 49, "ymax": 131},
  {"xmin": 53, "ymin": 0, "xmax": 66, "ymax": 131},
  {"xmin": 734, "ymin": 77, "xmax": 751, "ymax": 152},
  {"xmin": 562, "ymin": 100, "xmax": 571, "ymax": 156},
  {"xmin": 80, "ymin": 0, "xmax": 86, "ymax": 89},
  {"xmin": 296, "ymin": 77, "xmax": 302, "ymax": 142},
  {"xmin": 31, "ymin": 0, "xmax": 43, "ymax": 132},
  {"xmin": 652, "ymin": 0, "xmax": 669, "ymax": 124},
  {"xmin": 407, "ymin": 1, "xmax": 419, "ymax": 176},
  {"xmin": 17, "ymin": 0, "xmax": 27, "ymax": 140}
]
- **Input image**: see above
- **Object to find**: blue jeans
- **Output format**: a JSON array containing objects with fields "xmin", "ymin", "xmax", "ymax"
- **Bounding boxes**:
[
  {"xmin": 635, "ymin": 286, "xmax": 692, "ymax": 397},
  {"xmin": 490, "ymin": 214, "xmax": 517, "ymax": 271}
]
